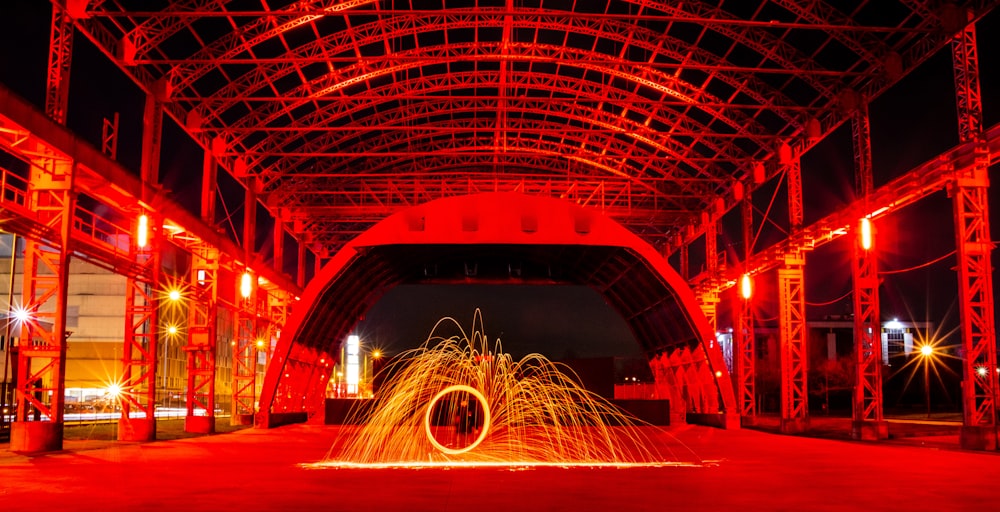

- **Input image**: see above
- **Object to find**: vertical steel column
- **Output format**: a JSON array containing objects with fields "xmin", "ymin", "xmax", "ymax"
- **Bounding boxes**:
[
  {"xmin": 45, "ymin": 2, "xmax": 74, "ymax": 125},
  {"xmin": 735, "ymin": 196, "xmax": 756, "ymax": 424},
  {"xmin": 201, "ymin": 141, "xmax": 219, "ymax": 225},
  {"xmin": 778, "ymin": 250, "xmax": 808, "ymax": 433},
  {"xmin": 296, "ymin": 241, "xmax": 307, "ymax": 289},
  {"xmin": 119, "ymin": 213, "xmax": 160, "ymax": 442},
  {"xmin": 231, "ymin": 290, "xmax": 257, "ymax": 425},
  {"xmin": 185, "ymin": 246, "xmax": 218, "ymax": 434},
  {"xmin": 951, "ymin": 14, "xmax": 998, "ymax": 451},
  {"xmin": 778, "ymin": 147, "xmax": 808, "ymax": 434},
  {"xmin": 850, "ymin": 101, "xmax": 887, "ymax": 440},
  {"xmin": 699, "ymin": 221, "xmax": 719, "ymax": 331},
  {"xmin": 678, "ymin": 243, "xmax": 689, "ymax": 282},
  {"xmin": 273, "ymin": 220, "xmax": 284, "ymax": 275},
  {"xmin": 11, "ymin": 156, "xmax": 75, "ymax": 452}
]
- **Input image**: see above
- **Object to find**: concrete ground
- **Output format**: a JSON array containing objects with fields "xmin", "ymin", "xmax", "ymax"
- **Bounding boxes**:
[{"xmin": 0, "ymin": 419, "xmax": 997, "ymax": 511}]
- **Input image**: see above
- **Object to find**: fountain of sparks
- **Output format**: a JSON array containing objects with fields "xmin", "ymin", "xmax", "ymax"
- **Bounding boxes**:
[{"xmin": 313, "ymin": 311, "xmax": 705, "ymax": 469}]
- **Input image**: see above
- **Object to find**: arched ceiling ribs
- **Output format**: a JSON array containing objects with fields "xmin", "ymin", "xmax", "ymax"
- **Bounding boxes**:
[
  {"xmin": 155, "ymin": 0, "xmax": 379, "ymax": 90},
  {"xmin": 766, "ymin": 0, "xmax": 891, "ymax": 71},
  {"xmin": 182, "ymin": 13, "xmax": 809, "ymax": 134},
  {"xmin": 233, "ymin": 74, "xmax": 758, "ymax": 183},
  {"xmin": 121, "ymin": 0, "xmax": 229, "ymax": 64},
  {"xmin": 253, "ymin": 119, "xmax": 715, "ymax": 206},
  {"xmin": 199, "ymin": 43, "xmax": 776, "ymax": 163}
]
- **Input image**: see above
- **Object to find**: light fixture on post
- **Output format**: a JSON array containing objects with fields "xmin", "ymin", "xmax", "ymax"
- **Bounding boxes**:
[
  {"xmin": 240, "ymin": 270, "xmax": 253, "ymax": 299},
  {"xmin": 740, "ymin": 273, "xmax": 753, "ymax": 300},
  {"xmin": 137, "ymin": 214, "xmax": 149, "ymax": 249},
  {"xmin": 860, "ymin": 217, "xmax": 872, "ymax": 251}
]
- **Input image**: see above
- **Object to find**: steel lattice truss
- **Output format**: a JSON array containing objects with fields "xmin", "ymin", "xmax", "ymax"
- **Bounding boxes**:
[{"xmin": 71, "ymin": 0, "xmax": 994, "ymax": 255}]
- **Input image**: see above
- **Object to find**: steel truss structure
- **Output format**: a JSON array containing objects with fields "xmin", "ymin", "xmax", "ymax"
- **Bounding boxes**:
[{"xmin": 1, "ymin": 0, "xmax": 999, "ymax": 450}]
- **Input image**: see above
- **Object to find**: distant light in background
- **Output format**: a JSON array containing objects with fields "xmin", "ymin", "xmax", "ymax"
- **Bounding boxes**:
[{"xmin": 168, "ymin": 289, "xmax": 181, "ymax": 301}]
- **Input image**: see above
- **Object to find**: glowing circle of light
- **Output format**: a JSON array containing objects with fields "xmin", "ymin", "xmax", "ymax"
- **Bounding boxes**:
[
  {"xmin": 920, "ymin": 345, "xmax": 933, "ymax": 357},
  {"xmin": 423, "ymin": 384, "xmax": 491, "ymax": 455}
]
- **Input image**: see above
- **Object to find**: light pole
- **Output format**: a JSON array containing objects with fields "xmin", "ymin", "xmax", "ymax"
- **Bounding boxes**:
[{"xmin": 919, "ymin": 344, "xmax": 933, "ymax": 418}]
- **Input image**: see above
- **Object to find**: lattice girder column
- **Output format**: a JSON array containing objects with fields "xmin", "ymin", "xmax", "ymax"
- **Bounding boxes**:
[
  {"xmin": 951, "ymin": 165, "xmax": 998, "ymax": 450},
  {"xmin": 45, "ymin": 1, "xmax": 74, "ymax": 124},
  {"xmin": 735, "ymin": 196, "xmax": 756, "ymax": 424},
  {"xmin": 119, "ymin": 213, "xmax": 161, "ymax": 442},
  {"xmin": 951, "ymin": 13, "xmax": 997, "ymax": 451},
  {"xmin": 778, "ymin": 250, "xmax": 809, "ymax": 434},
  {"xmin": 184, "ymin": 246, "xmax": 219, "ymax": 434},
  {"xmin": 851, "ymin": 221, "xmax": 887, "ymax": 440},
  {"xmin": 850, "ymin": 101, "xmax": 888, "ymax": 440},
  {"xmin": 11, "ymin": 155, "xmax": 75, "ymax": 453},
  {"xmin": 231, "ymin": 282, "xmax": 261, "ymax": 426}
]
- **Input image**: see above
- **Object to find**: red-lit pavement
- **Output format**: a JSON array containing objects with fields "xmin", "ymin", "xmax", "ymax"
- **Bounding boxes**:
[{"xmin": 1, "ymin": 423, "xmax": 997, "ymax": 511}]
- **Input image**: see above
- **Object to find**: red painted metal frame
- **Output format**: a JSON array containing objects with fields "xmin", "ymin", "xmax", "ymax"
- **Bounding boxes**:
[
  {"xmin": 257, "ymin": 192, "xmax": 736, "ymax": 425},
  {"xmin": 119, "ymin": 214, "xmax": 160, "ymax": 442},
  {"xmin": 11, "ymin": 155, "xmax": 74, "ymax": 452},
  {"xmin": 184, "ymin": 246, "xmax": 218, "ymax": 434},
  {"xmin": 851, "ymin": 229, "xmax": 884, "ymax": 435},
  {"xmin": 777, "ymin": 250, "xmax": 808, "ymax": 433},
  {"xmin": 735, "ymin": 197, "xmax": 755, "ymax": 421},
  {"xmin": 849, "ymin": 101, "xmax": 886, "ymax": 440},
  {"xmin": 45, "ymin": 3, "xmax": 73, "ymax": 125},
  {"xmin": 69, "ymin": 3, "xmax": 980, "ymax": 257},
  {"xmin": 951, "ymin": 17, "xmax": 998, "ymax": 450}
]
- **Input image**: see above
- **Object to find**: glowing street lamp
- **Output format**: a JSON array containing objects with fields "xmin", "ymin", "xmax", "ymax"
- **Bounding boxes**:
[
  {"xmin": 918, "ymin": 344, "xmax": 934, "ymax": 418},
  {"xmin": 137, "ymin": 214, "xmax": 149, "ymax": 249},
  {"xmin": 860, "ymin": 217, "xmax": 872, "ymax": 251},
  {"xmin": 240, "ymin": 271, "xmax": 253, "ymax": 299},
  {"xmin": 740, "ymin": 273, "xmax": 753, "ymax": 300}
]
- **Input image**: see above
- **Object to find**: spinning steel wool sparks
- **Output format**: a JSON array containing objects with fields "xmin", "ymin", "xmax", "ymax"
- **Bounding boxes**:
[{"xmin": 320, "ymin": 311, "xmax": 698, "ymax": 468}]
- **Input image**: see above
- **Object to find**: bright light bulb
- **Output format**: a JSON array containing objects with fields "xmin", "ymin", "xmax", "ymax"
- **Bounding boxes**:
[
  {"xmin": 860, "ymin": 218, "xmax": 872, "ymax": 251},
  {"xmin": 11, "ymin": 305, "xmax": 31, "ymax": 324},
  {"xmin": 740, "ymin": 273, "xmax": 753, "ymax": 300},
  {"xmin": 168, "ymin": 289, "xmax": 181, "ymax": 301},
  {"xmin": 920, "ymin": 345, "xmax": 933, "ymax": 356},
  {"xmin": 167, "ymin": 325, "xmax": 178, "ymax": 335},
  {"xmin": 241, "ymin": 271, "xmax": 253, "ymax": 299},
  {"xmin": 137, "ymin": 214, "xmax": 149, "ymax": 248},
  {"xmin": 976, "ymin": 366, "xmax": 988, "ymax": 377}
]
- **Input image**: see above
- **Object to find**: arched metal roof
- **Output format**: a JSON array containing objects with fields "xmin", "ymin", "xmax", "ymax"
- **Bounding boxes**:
[{"xmin": 72, "ymin": 0, "xmax": 994, "ymax": 255}]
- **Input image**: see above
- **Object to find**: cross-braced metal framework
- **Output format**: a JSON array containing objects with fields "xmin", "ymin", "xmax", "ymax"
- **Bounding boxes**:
[
  {"xmin": 3, "ymin": 0, "xmax": 1000, "ymax": 450},
  {"xmin": 69, "ymin": 0, "xmax": 994, "ymax": 257},
  {"xmin": 119, "ymin": 214, "xmax": 161, "ymax": 442}
]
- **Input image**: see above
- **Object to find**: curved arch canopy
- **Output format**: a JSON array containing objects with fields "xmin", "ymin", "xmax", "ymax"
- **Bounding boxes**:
[
  {"xmin": 73, "ymin": 1, "xmax": 978, "ymax": 255},
  {"xmin": 257, "ymin": 192, "xmax": 733, "ymax": 424}
]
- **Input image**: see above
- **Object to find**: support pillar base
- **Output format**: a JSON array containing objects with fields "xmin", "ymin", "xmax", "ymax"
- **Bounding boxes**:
[
  {"xmin": 184, "ymin": 415, "xmax": 215, "ymax": 434},
  {"xmin": 780, "ymin": 417, "xmax": 809, "ymax": 435},
  {"xmin": 10, "ymin": 421, "xmax": 63, "ymax": 453},
  {"xmin": 231, "ymin": 413, "xmax": 254, "ymax": 426},
  {"xmin": 960, "ymin": 425, "xmax": 997, "ymax": 451},
  {"xmin": 740, "ymin": 415, "xmax": 759, "ymax": 427},
  {"xmin": 119, "ymin": 417, "xmax": 156, "ymax": 442},
  {"xmin": 850, "ymin": 420, "xmax": 888, "ymax": 441}
]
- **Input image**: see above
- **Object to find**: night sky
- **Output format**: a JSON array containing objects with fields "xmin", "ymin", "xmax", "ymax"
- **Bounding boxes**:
[{"xmin": 1, "ymin": 2, "xmax": 999, "ymax": 361}]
